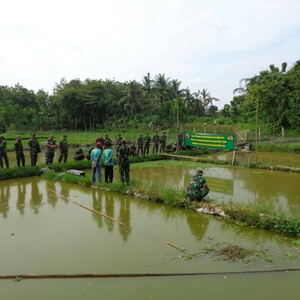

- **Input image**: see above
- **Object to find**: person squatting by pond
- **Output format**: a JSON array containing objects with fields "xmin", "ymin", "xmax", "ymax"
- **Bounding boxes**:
[
  {"xmin": 58, "ymin": 134, "xmax": 68, "ymax": 163},
  {"xmin": 74, "ymin": 148, "xmax": 85, "ymax": 161},
  {"xmin": 91, "ymin": 142, "xmax": 102, "ymax": 184},
  {"xmin": 14, "ymin": 136, "xmax": 25, "ymax": 167},
  {"xmin": 0, "ymin": 136, "xmax": 9, "ymax": 169},
  {"xmin": 28, "ymin": 133, "xmax": 41, "ymax": 167},
  {"xmin": 103, "ymin": 142, "xmax": 114, "ymax": 183},
  {"xmin": 118, "ymin": 139, "xmax": 130, "ymax": 185},
  {"xmin": 187, "ymin": 169, "xmax": 210, "ymax": 201},
  {"xmin": 45, "ymin": 134, "xmax": 57, "ymax": 165}
]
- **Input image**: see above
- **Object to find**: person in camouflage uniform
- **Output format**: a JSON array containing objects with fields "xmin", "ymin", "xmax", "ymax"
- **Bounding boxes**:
[
  {"xmin": 177, "ymin": 132, "xmax": 183, "ymax": 150},
  {"xmin": 104, "ymin": 134, "xmax": 112, "ymax": 148},
  {"xmin": 28, "ymin": 133, "xmax": 41, "ymax": 166},
  {"xmin": 186, "ymin": 170, "xmax": 209, "ymax": 201},
  {"xmin": 115, "ymin": 133, "xmax": 123, "ymax": 156},
  {"xmin": 137, "ymin": 133, "xmax": 144, "ymax": 156},
  {"xmin": 118, "ymin": 139, "xmax": 130, "ymax": 185},
  {"xmin": 152, "ymin": 131, "xmax": 160, "ymax": 154},
  {"xmin": 45, "ymin": 134, "xmax": 57, "ymax": 165},
  {"xmin": 0, "ymin": 136, "xmax": 9, "ymax": 169},
  {"xmin": 96, "ymin": 134, "xmax": 105, "ymax": 151},
  {"xmin": 159, "ymin": 131, "xmax": 167, "ymax": 153},
  {"xmin": 58, "ymin": 134, "xmax": 68, "ymax": 163},
  {"xmin": 143, "ymin": 133, "xmax": 151, "ymax": 156},
  {"xmin": 14, "ymin": 136, "xmax": 25, "ymax": 167}
]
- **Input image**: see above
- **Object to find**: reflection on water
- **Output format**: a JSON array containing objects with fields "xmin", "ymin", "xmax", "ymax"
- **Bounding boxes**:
[
  {"xmin": 131, "ymin": 165, "xmax": 300, "ymax": 216},
  {"xmin": 0, "ymin": 185, "xmax": 10, "ymax": 218},
  {"xmin": 0, "ymin": 167, "xmax": 299, "ymax": 299}
]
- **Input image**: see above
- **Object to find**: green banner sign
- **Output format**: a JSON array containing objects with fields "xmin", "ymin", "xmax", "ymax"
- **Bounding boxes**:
[{"xmin": 184, "ymin": 132, "xmax": 235, "ymax": 150}]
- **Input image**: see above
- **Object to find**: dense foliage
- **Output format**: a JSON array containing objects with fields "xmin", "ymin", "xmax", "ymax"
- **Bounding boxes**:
[
  {"xmin": 221, "ymin": 61, "xmax": 300, "ymax": 130},
  {"xmin": 0, "ymin": 74, "xmax": 219, "ymax": 132},
  {"xmin": 1, "ymin": 60, "xmax": 299, "ymax": 133}
]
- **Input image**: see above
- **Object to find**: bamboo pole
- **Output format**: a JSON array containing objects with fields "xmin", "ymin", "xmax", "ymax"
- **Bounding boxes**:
[
  {"xmin": 165, "ymin": 242, "xmax": 186, "ymax": 253},
  {"xmin": 46, "ymin": 187, "xmax": 129, "ymax": 228},
  {"xmin": 1, "ymin": 268, "xmax": 300, "ymax": 280}
]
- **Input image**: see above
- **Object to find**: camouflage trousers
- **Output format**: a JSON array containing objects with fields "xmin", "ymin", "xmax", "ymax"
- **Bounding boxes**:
[
  {"xmin": 152, "ymin": 143, "xmax": 159, "ymax": 154},
  {"xmin": 144, "ymin": 144, "xmax": 150, "ymax": 155},
  {"xmin": 45, "ymin": 152, "xmax": 55, "ymax": 165},
  {"xmin": 15, "ymin": 151, "xmax": 25, "ymax": 167},
  {"xmin": 58, "ymin": 150, "xmax": 68, "ymax": 163},
  {"xmin": 0, "ymin": 151, "xmax": 9, "ymax": 168},
  {"xmin": 137, "ymin": 146, "xmax": 144, "ymax": 156},
  {"xmin": 187, "ymin": 187, "xmax": 209, "ymax": 201},
  {"xmin": 30, "ymin": 151, "xmax": 38, "ymax": 166},
  {"xmin": 119, "ymin": 162, "xmax": 130, "ymax": 183}
]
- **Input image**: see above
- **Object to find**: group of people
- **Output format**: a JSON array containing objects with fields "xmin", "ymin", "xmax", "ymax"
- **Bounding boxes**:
[
  {"xmin": 1, "ymin": 132, "xmax": 210, "ymax": 202},
  {"xmin": 0, "ymin": 133, "xmax": 69, "ymax": 168}
]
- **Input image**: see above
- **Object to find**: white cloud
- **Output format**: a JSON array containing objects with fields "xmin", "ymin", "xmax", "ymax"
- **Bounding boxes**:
[{"xmin": 0, "ymin": 0, "xmax": 299, "ymax": 107}]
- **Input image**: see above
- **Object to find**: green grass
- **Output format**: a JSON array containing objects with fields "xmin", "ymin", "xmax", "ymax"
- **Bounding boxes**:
[{"xmin": 43, "ymin": 169, "xmax": 300, "ymax": 237}]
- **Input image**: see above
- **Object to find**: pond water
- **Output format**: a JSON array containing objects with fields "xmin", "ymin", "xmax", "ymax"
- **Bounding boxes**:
[
  {"xmin": 0, "ymin": 163, "xmax": 300, "ymax": 299},
  {"xmin": 130, "ymin": 162, "xmax": 300, "ymax": 216},
  {"xmin": 200, "ymin": 151, "xmax": 300, "ymax": 168}
]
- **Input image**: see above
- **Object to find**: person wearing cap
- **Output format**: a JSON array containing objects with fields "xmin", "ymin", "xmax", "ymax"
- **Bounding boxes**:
[
  {"xmin": 96, "ymin": 134, "xmax": 105, "ymax": 151},
  {"xmin": 58, "ymin": 134, "xmax": 68, "ymax": 163},
  {"xmin": 186, "ymin": 169, "xmax": 209, "ymax": 201},
  {"xmin": 103, "ymin": 142, "xmax": 114, "ymax": 183},
  {"xmin": 14, "ymin": 136, "xmax": 25, "ymax": 167},
  {"xmin": 118, "ymin": 139, "xmax": 130, "ymax": 185},
  {"xmin": 28, "ymin": 133, "xmax": 41, "ymax": 166},
  {"xmin": 137, "ymin": 133, "xmax": 144, "ymax": 156},
  {"xmin": 45, "ymin": 134, "xmax": 57, "ymax": 165},
  {"xmin": 0, "ymin": 136, "xmax": 9, "ymax": 169},
  {"xmin": 91, "ymin": 142, "xmax": 102, "ymax": 184},
  {"xmin": 159, "ymin": 131, "xmax": 167, "ymax": 153}
]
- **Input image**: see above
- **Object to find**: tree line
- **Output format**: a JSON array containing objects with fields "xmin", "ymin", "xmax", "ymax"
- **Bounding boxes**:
[
  {"xmin": 0, "ymin": 60, "xmax": 299, "ymax": 133},
  {"xmin": 221, "ymin": 60, "xmax": 300, "ymax": 131},
  {"xmin": 0, "ymin": 74, "xmax": 219, "ymax": 132}
]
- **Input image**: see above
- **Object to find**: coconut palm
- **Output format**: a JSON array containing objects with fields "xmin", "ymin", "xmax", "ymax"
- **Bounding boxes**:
[{"xmin": 153, "ymin": 73, "xmax": 171, "ymax": 105}]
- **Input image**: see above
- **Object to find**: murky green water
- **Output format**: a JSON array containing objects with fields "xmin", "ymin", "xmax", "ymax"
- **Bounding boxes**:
[
  {"xmin": 200, "ymin": 151, "xmax": 300, "ymax": 168},
  {"xmin": 130, "ymin": 163, "xmax": 300, "ymax": 216},
  {"xmin": 1, "ymin": 164, "xmax": 300, "ymax": 299}
]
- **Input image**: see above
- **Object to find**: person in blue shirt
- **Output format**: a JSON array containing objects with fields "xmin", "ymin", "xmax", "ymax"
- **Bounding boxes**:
[
  {"xmin": 91, "ymin": 142, "xmax": 102, "ymax": 184},
  {"xmin": 103, "ymin": 142, "xmax": 114, "ymax": 183}
]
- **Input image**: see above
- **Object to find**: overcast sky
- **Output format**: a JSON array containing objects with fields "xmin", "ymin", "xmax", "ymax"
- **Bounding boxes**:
[{"xmin": 1, "ymin": 0, "xmax": 299, "ymax": 108}]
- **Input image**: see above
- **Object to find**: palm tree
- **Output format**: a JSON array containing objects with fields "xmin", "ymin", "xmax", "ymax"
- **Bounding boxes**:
[
  {"xmin": 193, "ymin": 90, "xmax": 205, "ymax": 116},
  {"xmin": 118, "ymin": 80, "xmax": 142, "ymax": 116},
  {"xmin": 153, "ymin": 73, "xmax": 171, "ymax": 105},
  {"xmin": 169, "ymin": 79, "xmax": 184, "ymax": 99},
  {"xmin": 142, "ymin": 73, "xmax": 153, "ymax": 102},
  {"xmin": 183, "ymin": 87, "xmax": 194, "ymax": 113}
]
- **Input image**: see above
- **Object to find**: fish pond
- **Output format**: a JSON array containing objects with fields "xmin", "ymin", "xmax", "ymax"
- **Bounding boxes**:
[{"xmin": 0, "ymin": 161, "xmax": 300, "ymax": 299}]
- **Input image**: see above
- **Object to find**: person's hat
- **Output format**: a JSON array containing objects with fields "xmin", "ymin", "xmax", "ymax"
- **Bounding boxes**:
[
  {"xmin": 121, "ymin": 139, "xmax": 126, "ymax": 144},
  {"xmin": 106, "ymin": 142, "xmax": 112, "ymax": 147},
  {"xmin": 197, "ymin": 169, "xmax": 203, "ymax": 175},
  {"xmin": 96, "ymin": 142, "xmax": 102, "ymax": 147}
]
